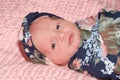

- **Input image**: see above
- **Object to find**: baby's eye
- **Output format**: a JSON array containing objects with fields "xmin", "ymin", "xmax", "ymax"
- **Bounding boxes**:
[
  {"xmin": 51, "ymin": 42, "xmax": 56, "ymax": 50},
  {"xmin": 56, "ymin": 24, "xmax": 60, "ymax": 30}
]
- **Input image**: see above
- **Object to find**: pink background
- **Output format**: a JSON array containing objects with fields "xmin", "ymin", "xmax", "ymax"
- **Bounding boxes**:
[{"xmin": 0, "ymin": 0, "xmax": 120, "ymax": 80}]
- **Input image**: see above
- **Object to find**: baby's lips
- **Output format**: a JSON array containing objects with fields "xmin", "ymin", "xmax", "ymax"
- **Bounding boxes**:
[{"xmin": 69, "ymin": 33, "xmax": 74, "ymax": 46}]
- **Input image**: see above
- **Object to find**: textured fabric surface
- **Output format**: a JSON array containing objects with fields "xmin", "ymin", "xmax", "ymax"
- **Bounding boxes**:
[{"xmin": 0, "ymin": 0, "xmax": 120, "ymax": 80}]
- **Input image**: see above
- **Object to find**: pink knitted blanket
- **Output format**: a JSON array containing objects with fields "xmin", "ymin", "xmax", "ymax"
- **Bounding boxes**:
[{"xmin": 0, "ymin": 0, "xmax": 120, "ymax": 80}]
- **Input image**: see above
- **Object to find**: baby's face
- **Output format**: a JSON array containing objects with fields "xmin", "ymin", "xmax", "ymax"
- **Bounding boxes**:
[{"xmin": 30, "ymin": 17, "xmax": 81, "ymax": 65}]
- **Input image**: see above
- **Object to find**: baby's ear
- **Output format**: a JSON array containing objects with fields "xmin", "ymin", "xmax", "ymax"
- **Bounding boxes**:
[{"xmin": 18, "ymin": 27, "xmax": 24, "ymax": 41}]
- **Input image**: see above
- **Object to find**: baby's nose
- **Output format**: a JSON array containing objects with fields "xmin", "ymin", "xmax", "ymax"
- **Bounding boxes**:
[{"xmin": 59, "ymin": 31, "xmax": 65, "ymax": 41}]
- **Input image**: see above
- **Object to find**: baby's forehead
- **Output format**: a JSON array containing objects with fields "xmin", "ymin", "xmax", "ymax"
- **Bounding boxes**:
[
  {"xmin": 30, "ymin": 18, "xmax": 52, "ymax": 43},
  {"xmin": 33, "ymin": 16, "xmax": 60, "ymax": 23},
  {"xmin": 32, "ymin": 17, "xmax": 51, "ymax": 24},
  {"xmin": 31, "ymin": 17, "xmax": 58, "ymax": 27},
  {"xmin": 30, "ymin": 16, "xmax": 64, "ymax": 32}
]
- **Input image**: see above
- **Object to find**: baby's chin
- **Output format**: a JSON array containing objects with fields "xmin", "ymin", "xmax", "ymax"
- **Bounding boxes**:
[
  {"xmin": 71, "ymin": 37, "xmax": 81, "ymax": 55},
  {"xmin": 73, "ymin": 34, "xmax": 81, "ymax": 49}
]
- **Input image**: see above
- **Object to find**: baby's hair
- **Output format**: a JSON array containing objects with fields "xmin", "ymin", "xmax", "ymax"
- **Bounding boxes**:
[{"xmin": 19, "ymin": 12, "xmax": 63, "ymax": 64}]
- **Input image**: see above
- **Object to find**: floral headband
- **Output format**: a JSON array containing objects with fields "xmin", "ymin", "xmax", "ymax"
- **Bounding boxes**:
[{"xmin": 19, "ymin": 12, "xmax": 63, "ymax": 64}]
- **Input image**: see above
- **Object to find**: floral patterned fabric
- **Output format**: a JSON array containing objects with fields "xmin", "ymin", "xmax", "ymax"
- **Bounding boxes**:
[{"xmin": 68, "ymin": 11, "xmax": 120, "ymax": 80}]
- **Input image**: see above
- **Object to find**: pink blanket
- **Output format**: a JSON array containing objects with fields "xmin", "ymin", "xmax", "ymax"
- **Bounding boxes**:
[{"xmin": 0, "ymin": 0, "xmax": 120, "ymax": 80}]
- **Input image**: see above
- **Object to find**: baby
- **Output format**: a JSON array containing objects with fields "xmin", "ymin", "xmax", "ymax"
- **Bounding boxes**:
[{"xmin": 19, "ymin": 10, "xmax": 120, "ymax": 80}]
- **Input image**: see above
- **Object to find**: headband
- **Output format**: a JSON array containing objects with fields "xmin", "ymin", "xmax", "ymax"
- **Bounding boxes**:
[{"xmin": 19, "ymin": 12, "xmax": 63, "ymax": 64}]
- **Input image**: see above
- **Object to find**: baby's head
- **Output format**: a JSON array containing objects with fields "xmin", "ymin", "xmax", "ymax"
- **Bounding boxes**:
[{"xmin": 19, "ymin": 12, "xmax": 80, "ymax": 66}]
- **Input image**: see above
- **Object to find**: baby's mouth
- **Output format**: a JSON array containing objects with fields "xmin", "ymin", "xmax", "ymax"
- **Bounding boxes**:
[{"xmin": 69, "ymin": 33, "xmax": 74, "ymax": 46}]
